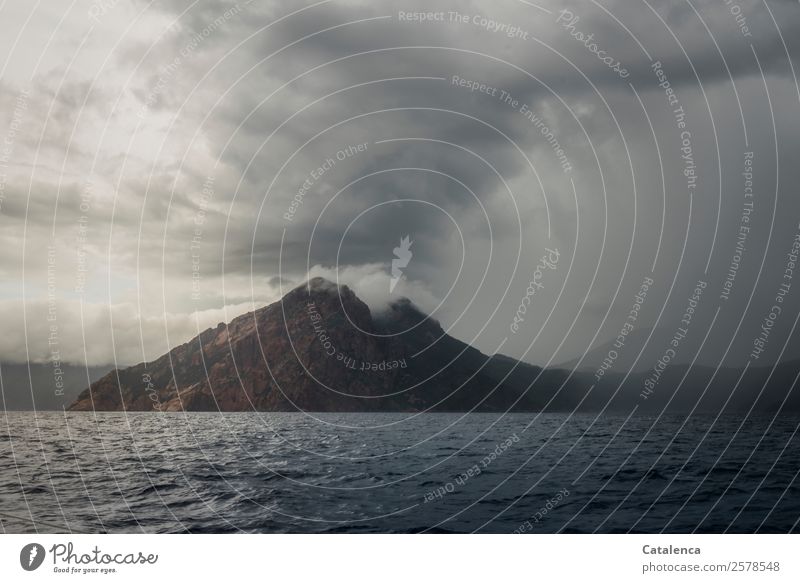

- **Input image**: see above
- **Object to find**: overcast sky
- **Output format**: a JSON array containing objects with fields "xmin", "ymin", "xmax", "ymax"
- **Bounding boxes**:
[{"xmin": 0, "ymin": 0, "xmax": 799, "ymax": 371}]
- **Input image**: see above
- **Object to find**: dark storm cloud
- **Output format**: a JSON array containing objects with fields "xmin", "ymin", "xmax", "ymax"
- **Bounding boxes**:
[{"xmin": 0, "ymin": 0, "xmax": 798, "ymax": 368}]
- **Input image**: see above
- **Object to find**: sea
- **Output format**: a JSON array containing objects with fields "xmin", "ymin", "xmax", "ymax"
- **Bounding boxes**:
[{"xmin": 1, "ymin": 412, "xmax": 798, "ymax": 533}]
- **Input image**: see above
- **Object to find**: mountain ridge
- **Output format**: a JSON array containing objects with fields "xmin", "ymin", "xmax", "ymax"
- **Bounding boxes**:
[{"xmin": 68, "ymin": 278, "xmax": 546, "ymax": 412}]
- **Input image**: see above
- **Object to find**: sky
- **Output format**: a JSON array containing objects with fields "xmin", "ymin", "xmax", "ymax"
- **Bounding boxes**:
[{"xmin": 0, "ymin": 0, "xmax": 799, "ymax": 371}]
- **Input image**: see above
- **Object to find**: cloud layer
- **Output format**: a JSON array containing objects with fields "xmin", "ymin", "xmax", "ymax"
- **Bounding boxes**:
[{"xmin": 1, "ymin": 0, "xmax": 799, "ymax": 369}]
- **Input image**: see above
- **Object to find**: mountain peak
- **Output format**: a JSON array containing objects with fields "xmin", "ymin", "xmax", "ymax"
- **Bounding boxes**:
[
  {"xmin": 375, "ymin": 296, "xmax": 441, "ymax": 336},
  {"xmin": 68, "ymin": 278, "xmax": 539, "ymax": 412},
  {"xmin": 285, "ymin": 277, "xmax": 361, "ymax": 307}
]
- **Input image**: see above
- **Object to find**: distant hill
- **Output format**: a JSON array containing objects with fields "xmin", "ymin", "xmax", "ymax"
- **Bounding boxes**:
[
  {"xmin": 613, "ymin": 360, "xmax": 800, "ymax": 414},
  {"xmin": 69, "ymin": 278, "xmax": 567, "ymax": 412},
  {"xmin": 1, "ymin": 362, "xmax": 112, "ymax": 411},
  {"xmin": 58, "ymin": 279, "xmax": 800, "ymax": 414}
]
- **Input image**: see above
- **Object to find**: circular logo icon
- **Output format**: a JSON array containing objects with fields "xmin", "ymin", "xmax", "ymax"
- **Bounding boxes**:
[{"xmin": 20, "ymin": 543, "xmax": 46, "ymax": 571}]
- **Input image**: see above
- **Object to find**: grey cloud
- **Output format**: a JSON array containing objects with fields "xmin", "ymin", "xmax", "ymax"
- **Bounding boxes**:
[{"xmin": 0, "ymin": 0, "xmax": 798, "ymax": 368}]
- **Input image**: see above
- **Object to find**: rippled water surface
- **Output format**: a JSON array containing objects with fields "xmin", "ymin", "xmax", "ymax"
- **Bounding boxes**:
[{"xmin": 1, "ymin": 412, "xmax": 798, "ymax": 533}]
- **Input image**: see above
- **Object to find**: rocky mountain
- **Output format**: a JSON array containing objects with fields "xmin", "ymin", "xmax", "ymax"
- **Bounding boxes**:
[
  {"xmin": 68, "ymin": 278, "xmax": 552, "ymax": 412},
  {"xmin": 67, "ymin": 278, "xmax": 800, "ymax": 414},
  {"xmin": 1, "ymin": 362, "xmax": 112, "ymax": 411}
]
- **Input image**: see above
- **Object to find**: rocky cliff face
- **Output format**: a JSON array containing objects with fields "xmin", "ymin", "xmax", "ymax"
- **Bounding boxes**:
[{"xmin": 68, "ymin": 278, "xmax": 543, "ymax": 412}]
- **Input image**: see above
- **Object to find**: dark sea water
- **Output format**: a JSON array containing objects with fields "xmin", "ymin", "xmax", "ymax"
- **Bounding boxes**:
[{"xmin": 0, "ymin": 412, "xmax": 798, "ymax": 533}]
